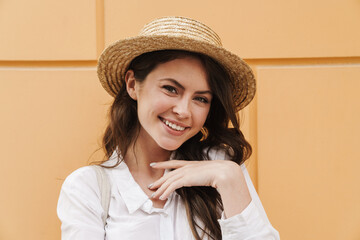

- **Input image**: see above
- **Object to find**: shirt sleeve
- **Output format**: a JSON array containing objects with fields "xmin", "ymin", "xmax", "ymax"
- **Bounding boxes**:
[
  {"xmin": 57, "ymin": 166, "xmax": 106, "ymax": 240},
  {"xmin": 218, "ymin": 165, "xmax": 280, "ymax": 239},
  {"xmin": 211, "ymin": 149, "xmax": 280, "ymax": 240}
]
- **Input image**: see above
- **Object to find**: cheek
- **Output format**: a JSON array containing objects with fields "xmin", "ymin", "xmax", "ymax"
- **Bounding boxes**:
[
  {"xmin": 194, "ymin": 107, "xmax": 210, "ymax": 126},
  {"xmin": 151, "ymin": 97, "xmax": 172, "ymax": 115},
  {"xmin": 139, "ymin": 95, "xmax": 171, "ymax": 118},
  {"xmin": 157, "ymin": 97, "xmax": 173, "ymax": 110}
]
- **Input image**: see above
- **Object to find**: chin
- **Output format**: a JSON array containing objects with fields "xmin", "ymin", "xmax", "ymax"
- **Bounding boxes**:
[
  {"xmin": 159, "ymin": 144, "xmax": 182, "ymax": 151},
  {"xmin": 157, "ymin": 139, "xmax": 184, "ymax": 151}
]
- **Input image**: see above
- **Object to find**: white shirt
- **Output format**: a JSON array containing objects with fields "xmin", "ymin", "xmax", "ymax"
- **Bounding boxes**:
[{"xmin": 57, "ymin": 149, "xmax": 280, "ymax": 239}]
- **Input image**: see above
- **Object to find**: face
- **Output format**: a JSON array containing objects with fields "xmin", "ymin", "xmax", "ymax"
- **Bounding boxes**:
[{"xmin": 126, "ymin": 57, "xmax": 212, "ymax": 151}]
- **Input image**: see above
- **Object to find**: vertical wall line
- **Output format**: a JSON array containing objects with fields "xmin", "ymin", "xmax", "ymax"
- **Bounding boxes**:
[
  {"xmin": 249, "ymin": 93, "xmax": 259, "ymax": 191},
  {"xmin": 96, "ymin": 0, "xmax": 105, "ymax": 58}
]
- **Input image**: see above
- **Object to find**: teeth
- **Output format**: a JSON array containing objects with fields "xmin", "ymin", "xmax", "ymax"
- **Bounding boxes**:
[{"xmin": 163, "ymin": 119, "xmax": 185, "ymax": 131}]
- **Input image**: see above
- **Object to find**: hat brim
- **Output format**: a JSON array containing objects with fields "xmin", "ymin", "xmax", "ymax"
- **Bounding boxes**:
[{"xmin": 97, "ymin": 35, "xmax": 255, "ymax": 111}]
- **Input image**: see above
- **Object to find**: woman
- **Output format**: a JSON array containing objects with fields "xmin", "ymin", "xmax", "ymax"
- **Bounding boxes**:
[{"xmin": 57, "ymin": 16, "xmax": 280, "ymax": 240}]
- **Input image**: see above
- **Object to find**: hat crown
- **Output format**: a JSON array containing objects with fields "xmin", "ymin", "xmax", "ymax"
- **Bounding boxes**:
[
  {"xmin": 98, "ymin": 16, "xmax": 255, "ymax": 111},
  {"xmin": 140, "ymin": 16, "xmax": 223, "ymax": 47}
]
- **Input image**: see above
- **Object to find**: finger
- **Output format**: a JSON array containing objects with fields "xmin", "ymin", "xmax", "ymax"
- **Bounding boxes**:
[
  {"xmin": 150, "ymin": 160, "xmax": 195, "ymax": 169},
  {"xmin": 158, "ymin": 178, "xmax": 187, "ymax": 200},
  {"xmin": 149, "ymin": 169, "xmax": 178, "ymax": 190},
  {"xmin": 151, "ymin": 173, "xmax": 183, "ymax": 199},
  {"xmin": 149, "ymin": 162, "xmax": 195, "ymax": 189}
]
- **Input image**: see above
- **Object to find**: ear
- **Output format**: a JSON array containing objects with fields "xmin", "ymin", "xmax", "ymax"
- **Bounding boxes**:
[{"xmin": 125, "ymin": 70, "xmax": 138, "ymax": 100}]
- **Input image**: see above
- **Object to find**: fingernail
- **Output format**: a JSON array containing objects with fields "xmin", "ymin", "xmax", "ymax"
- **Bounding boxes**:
[
  {"xmin": 150, "ymin": 193, "xmax": 155, "ymax": 198},
  {"xmin": 150, "ymin": 162, "xmax": 156, "ymax": 167},
  {"xmin": 159, "ymin": 195, "xmax": 166, "ymax": 200},
  {"xmin": 147, "ymin": 183, "xmax": 153, "ymax": 189}
]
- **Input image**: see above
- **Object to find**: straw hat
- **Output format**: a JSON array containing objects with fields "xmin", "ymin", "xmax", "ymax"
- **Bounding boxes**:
[{"xmin": 97, "ymin": 16, "xmax": 255, "ymax": 111}]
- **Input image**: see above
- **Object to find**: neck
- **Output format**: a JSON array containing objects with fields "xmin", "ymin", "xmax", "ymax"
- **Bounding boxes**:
[{"xmin": 124, "ymin": 128, "xmax": 171, "ymax": 177}]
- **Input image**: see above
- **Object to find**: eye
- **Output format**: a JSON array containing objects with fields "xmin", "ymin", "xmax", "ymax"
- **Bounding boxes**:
[
  {"xmin": 194, "ymin": 96, "xmax": 209, "ymax": 104},
  {"xmin": 162, "ymin": 85, "xmax": 177, "ymax": 94}
]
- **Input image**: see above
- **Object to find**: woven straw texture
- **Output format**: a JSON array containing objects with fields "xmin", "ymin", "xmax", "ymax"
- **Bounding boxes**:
[{"xmin": 97, "ymin": 16, "xmax": 256, "ymax": 111}]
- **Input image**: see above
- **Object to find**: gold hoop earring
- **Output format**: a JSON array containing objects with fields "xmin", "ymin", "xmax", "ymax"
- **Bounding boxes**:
[{"xmin": 200, "ymin": 127, "xmax": 208, "ymax": 141}]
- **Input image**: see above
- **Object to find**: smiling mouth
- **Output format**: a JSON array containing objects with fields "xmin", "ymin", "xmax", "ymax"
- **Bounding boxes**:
[{"xmin": 160, "ymin": 118, "xmax": 187, "ymax": 131}]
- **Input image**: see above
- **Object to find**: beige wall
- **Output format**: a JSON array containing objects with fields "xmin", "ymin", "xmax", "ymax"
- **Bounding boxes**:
[{"xmin": 1, "ymin": 0, "xmax": 359, "ymax": 239}]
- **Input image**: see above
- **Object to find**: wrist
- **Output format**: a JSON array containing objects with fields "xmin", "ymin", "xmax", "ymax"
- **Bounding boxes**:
[
  {"xmin": 214, "ymin": 163, "xmax": 252, "ymax": 218},
  {"xmin": 213, "ymin": 162, "xmax": 243, "ymax": 190}
]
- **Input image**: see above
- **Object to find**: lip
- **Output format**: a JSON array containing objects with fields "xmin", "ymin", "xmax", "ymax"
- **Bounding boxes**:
[{"xmin": 159, "ymin": 117, "xmax": 190, "ymax": 136}]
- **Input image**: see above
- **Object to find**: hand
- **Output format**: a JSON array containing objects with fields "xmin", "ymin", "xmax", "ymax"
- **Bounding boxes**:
[{"xmin": 148, "ymin": 160, "xmax": 241, "ymax": 200}]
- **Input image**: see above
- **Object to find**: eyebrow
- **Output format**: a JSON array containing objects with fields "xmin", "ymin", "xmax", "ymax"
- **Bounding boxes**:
[{"xmin": 160, "ymin": 78, "xmax": 213, "ymax": 95}]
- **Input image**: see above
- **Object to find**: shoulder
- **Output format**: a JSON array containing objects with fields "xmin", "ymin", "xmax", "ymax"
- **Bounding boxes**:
[
  {"xmin": 57, "ymin": 166, "xmax": 106, "ymax": 237},
  {"xmin": 58, "ymin": 166, "xmax": 104, "ymax": 217},
  {"xmin": 60, "ymin": 166, "xmax": 100, "ymax": 199},
  {"xmin": 206, "ymin": 147, "xmax": 231, "ymax": 161},
  {"xmin": 63, "ymin": 166, "xmax": 97, "ymax": 185},
  {"xmin": 206, "ymin": 147, "xmax": 247, "ymax": 170}
]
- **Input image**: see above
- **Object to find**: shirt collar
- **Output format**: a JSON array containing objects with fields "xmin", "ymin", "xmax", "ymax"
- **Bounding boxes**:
[
  {"xmin": 106, "ymin": 151, "xmax": 177, "ymax": 214},
  {"xmin": 108, "ymin": 158, "xmax": 149, "ymax": 214}
]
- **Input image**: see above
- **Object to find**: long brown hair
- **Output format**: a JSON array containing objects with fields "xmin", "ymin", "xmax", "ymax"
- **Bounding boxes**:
[{"xmin": 100, "ymin": 50, "xmax": 252, "ymax": 239}]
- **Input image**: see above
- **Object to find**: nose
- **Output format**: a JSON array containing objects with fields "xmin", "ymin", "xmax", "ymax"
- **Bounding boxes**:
[{"xmin": 173, "ymin": 97, "xmax": 191, "ymax": 119}]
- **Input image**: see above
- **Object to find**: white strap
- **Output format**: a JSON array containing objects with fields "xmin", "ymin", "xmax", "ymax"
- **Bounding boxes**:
[{"xmin": 92, "ymin": 165, "xmax": 111, "ymax": 227}]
